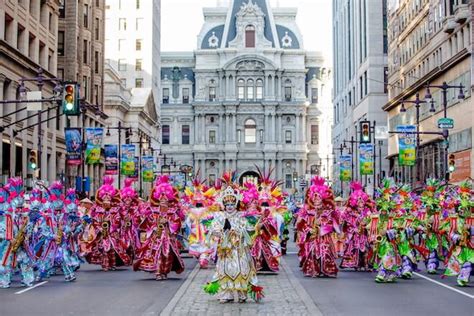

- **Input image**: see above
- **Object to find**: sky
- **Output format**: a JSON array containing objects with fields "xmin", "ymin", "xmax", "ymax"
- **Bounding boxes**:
[{"xmin": 161, "ymin": 0, "xmax": 333, "ymax": 63}]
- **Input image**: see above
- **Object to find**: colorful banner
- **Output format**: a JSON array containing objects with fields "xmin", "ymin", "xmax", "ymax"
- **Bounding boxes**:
[
  {"xmin": 397, "ymin": 125, "xmax": 416, "ymax": 166},
  {"xmin": 142, "ymin": 156, "xmax": 155, "ymax": 182},
  {"xmin": 359, "ymin": 144, "xmax": 374, "ymax": 175},
  {"xmin": 120, "ymin": 144, "xmax": 136, "ymax": 176},
  {"xmin": 85, "ymin": 127, "xmax": 103, "ymax": 165},
  {"xmin": 104, "ymin": 144, "xmax": 118, "ymax": 175},
  {"xmin": 339, "ymin": 155, "xmax": 352, "ymax": 182},
  {"xmin": 131, "ymin": 157, "xmax": 139, "ymax": 180},
  {"xmin": 65, "ymin": 128, "xmax": 82, "ymax": 165}
]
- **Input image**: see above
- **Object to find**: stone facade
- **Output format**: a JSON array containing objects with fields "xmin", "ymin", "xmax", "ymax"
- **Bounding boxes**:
[
  {"xmin": 160, "ymin": 0, "xmax": 333, "ymax": 193},
  {"xmin": 384, "ymin": 0, "xmax": 472, "ymax": 183},
  {"xmin": 332, "ymin": 0, "xmax": 389, "ymax": 196}
]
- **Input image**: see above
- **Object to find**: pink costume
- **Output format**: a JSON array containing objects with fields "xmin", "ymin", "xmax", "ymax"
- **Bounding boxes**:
[
  {"xmin": 83, "ymin": 177, "xmax": 131, "ymax": 271},
  {"xmin": 133, "ymin": 176, "xmax": 185, "ymax": 280},
  {"xmin": 296, "ymin": 176, "xmax": 340, "ymax": 277},
  {"xmin": 119, "ymin": 178, "xmax": 140, "ymax": 260}
]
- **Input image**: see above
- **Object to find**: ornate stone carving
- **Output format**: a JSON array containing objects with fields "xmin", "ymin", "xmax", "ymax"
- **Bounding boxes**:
[
  {"xmin": 208, "ymin": 32, "xmax": 219, "ymax": 48},
  {"xmin": 236, "ymin": 60, "xmax": 265, "ymax": 71},
  {"xmin": 281, "ymin": 32, "xmax": 292, "ymax": 48}
]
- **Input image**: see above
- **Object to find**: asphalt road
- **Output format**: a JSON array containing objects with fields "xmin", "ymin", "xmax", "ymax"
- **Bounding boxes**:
[{"xmin": 0, "ymin": 257, "xmax": 197, "ymax": 316}]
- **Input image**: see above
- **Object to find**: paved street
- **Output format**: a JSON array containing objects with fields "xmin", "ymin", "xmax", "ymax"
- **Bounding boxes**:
[{"xmin": 0, "ymin": 242, "xmax": 472, "ymax": 316}]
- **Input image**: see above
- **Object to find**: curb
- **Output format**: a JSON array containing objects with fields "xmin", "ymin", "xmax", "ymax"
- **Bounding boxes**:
[{"xmin": 281, "ymin": 257, "xmax": 324, "ymax": 316}]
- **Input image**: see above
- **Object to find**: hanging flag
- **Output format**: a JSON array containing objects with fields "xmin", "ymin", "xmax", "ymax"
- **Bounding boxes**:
[
  {"xmin": 121, "ymin": 144, "xmax": 136, "ymax": 176},
  {"xmin": 397, "ymin": 125, "xmax": 416, "ymax": 166},
  {"xmin": 131, "ymin": 157, "xmax": 139, "ymax": 180},
  {"xmin": 104, "ymin": 144, "xmax": 118, "ymax": 175},
  {"xmin": 339, "ymin": 155, "xmax": 352, "ymax": 181},
  {"xmin": 85, "ymin": 127, "xmax": 103, "ymax": 165},
  {"xmin": 65, "ymin": 128, "xmax": 82, "ymax": 165},
  {"xmin": 359, "ymin": 144, "xmax": 374, "ymax": 175},
  {"xmin": 142, "ymin": 156, "xmax": 155, "ymax": 182}
]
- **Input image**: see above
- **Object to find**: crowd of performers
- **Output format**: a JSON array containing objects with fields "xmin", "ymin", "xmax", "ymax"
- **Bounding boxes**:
[
  {"xmin": 295, "ymin": 177, "xmax": 473, "ymax": 287},
  {"xmin": 0, "ymin": 170, "xmax": 471, "ymax": 300}
]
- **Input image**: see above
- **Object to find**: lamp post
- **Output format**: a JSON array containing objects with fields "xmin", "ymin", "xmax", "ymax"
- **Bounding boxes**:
[
  {"xmin": 130, "ymin": 131, "xmax": 151, "ymax": 197},
  {"xmin": 424, "ymin": 82, "xmax": 465, "ymax": 182}
]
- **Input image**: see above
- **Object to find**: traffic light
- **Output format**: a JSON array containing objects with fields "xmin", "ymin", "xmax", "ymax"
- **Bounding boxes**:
[
  {"xmin": 293, "ymin": 172, "xmax": 298, "ymax": 182},
  {"xmin": 360, "ymin": 121, "xmax": 371, "ymax": 143},
  {"xmin": 62, "ymin": 83, "xmax": 80, "ymax": 116},
  {"xmin": 29, "ymin": 150, "xmax": 38, "ymax": 170},
  {"xmin": 448, "ymin": 154, "xmax": 456, "ymax": 173}
]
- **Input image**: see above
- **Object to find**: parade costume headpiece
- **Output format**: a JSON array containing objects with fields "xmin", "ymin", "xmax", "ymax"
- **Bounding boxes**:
[
  {"xmin": 121, "ymin": 178, "xmax": 139, "ymax": 201},
  {"xmin": 96, "ymin": 176, "xmax": 120, "ymax": 206},
  {"xmin": 348, "ymin": 182, "xmax": 369, "ymax": 207},
  {"xmin": 184, "ymin": 173, "xmax": 216, "ymax": 208},
  {"xmin": 420, "ymin": 178, "xmax": 443, "ymax": 213},
  {"xmin": 64, "ymin": 188, "xmax": 79, "ymax": 214},
  {"xmin": 7, "ymin": 177, "xmax": 26, "ymax": 211},
  {"xmin": 218, "ymin": 185, "xmax": 242, "ymax": 209},
  {"xmin": 306, "ymin": 176, "xmax": 335, "ymax": 209},
  {"xmin": 375, "ymin": 178, "xmax": 397, "ymax": 213},
  {"xmin": 454, "ymin": 180, "xmax": 473, "ymax": 215},
  {"xmin": 256, "ymin": 166, "xmax": 283, "ymax": 207},
  {"xmin": 241, "ymin": 181, "xmax": 259, "ymax": 205},
  {"xmin": 0, "ymin": 186, "xmax": 9, "ymax": 204},
  {"xmin": 150, "ymin": 175, "xmax": 177, "ymax": 206},
  {"xmin": 49, "ymin": 181, "xmax": 65, "ymax": 211},
  {"xmin": 29, "ymin": 188, "xmax": 44, "ymax": 211}
]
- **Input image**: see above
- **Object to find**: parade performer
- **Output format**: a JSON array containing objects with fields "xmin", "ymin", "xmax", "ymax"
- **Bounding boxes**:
[
  {"xmin": 296, "ymin": 176, "xmax": 340, "ymax": 277},
  {"xmin": 371, "ymin": 178, "xmax": 401, "ymax": 283},
  {"xmin": 133, "ymin": 175, "xmax": 185, "ymax": 280},
  {"xmin": 0, "ymin": 185, "xmax": 12, "ymax": 288},
  {"xmin": 420, "ymin": 179, "xmax": 447, "ymax": 274},
  {"xmin": 83, "ymin": 177, "xmax": 131, "ymax": 271},
  {"xmin": 203, "ymin": 172, "xmax": 263, "ymax": 303},
  {"xmin": 0, "ymin": 178, "xmax": 35, "ymax": 287},
  {"xmin": 184, "ymin": 176, "xmax": 216, "ymax": 268},
  {"xmin": 443, "ymin": 180, "xmax": 473, "ymax": 287},
  {"xmin": 120, "ymin": 179, "xmax": 140, "ymax": 261},
  {"xmin": 340, "ymin": 182, "xmax": 375, "ymax": 271}
]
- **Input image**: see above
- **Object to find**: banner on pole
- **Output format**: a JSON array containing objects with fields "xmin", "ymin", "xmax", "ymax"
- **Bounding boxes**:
[
  {"xmin": 339, "ymin": 155, "xmax": 352, "ymax": 182},
  {"xmin": 65, "ymin": 128, "xmax": 82, "ymax": 165},
  {"xmin": 120, "ymin": 144, "xmax": 136, "ymax": 176},
  {"xmin": 104, "ymin": 144, "xmax": 118, "ymax": 175},
  {"xmin": 359, "ymin": 144, "xmax": 374, "ymax": 175},
  {"xmin": 397, "ymin": 125, "xmax": 416, "ymax": 166},
  {"xmin": 85, "ymin": 128, "xmax": 103, "ymax": 165},
  {"xmin": 142, "ymin": 156, "xmax": 155, "ymax": 182}
]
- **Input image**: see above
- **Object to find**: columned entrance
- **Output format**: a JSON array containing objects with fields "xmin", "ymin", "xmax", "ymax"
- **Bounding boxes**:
[{"xmin": 239, "ymin": 170, "xmax": 260, "ymax": 185}]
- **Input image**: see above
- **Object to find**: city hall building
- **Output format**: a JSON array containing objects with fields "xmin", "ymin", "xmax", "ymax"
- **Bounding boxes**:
[{"xmin": 160, "ymin": 0, "xmax": 332, "ymax": 191}]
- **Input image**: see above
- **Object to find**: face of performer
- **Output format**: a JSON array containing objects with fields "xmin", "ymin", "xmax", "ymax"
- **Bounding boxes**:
[
  {"xmin": 357, "ymin": 197, "xmax": 365, "ymax": 209},
  {"xmin": 159, "ymin": 197, "xmax": 169, "ymax": 209},
  {"xmin": 312, "ymin": 194, "xmax": 322, "ymax": 208},
  {"xmin": 103, "ymin": 194, "xmax": 111, "ymax": 208},
  {"xmin": 224, "ymin": 202, "xmax": 237, "ymax": 213},
  {"xmin": 124, "ymin": 196, "xmax": 132, "ymax": 205}
]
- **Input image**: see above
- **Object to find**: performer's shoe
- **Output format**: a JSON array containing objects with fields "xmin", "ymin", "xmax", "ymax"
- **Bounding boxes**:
[
  {"xmin": 219, "ymin": 299, "xmax": 234, "ymax": 304},
  {"xmin": 21, "ymin": 282, "xmax": 33, "ymax": 287},
  {"xmin": 0, "ymin": 284, "xmax": 10, "ymax": 289}
]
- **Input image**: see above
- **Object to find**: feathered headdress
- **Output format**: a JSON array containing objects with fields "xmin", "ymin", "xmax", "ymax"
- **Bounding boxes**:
[
  {"xmin": 375, "ymin": 178, "xmax": 397, "ymax": 213},
  {"xmin": 308, "ymin": 176, "xmax": 331, "ymax": 200},
  {"xmin": 348, "ymin": 181, "xmax": 369, "ymax": 207},
  {"xmin": 0, "ymin": 186, "xmax": 9, "ymax": 204},
  {"xmin": 7, "ymin": 177, "xmax": 24, "ymax": 203},
  {"xmin": 121, "ymin": 178, "xmax": 138, "ymax": 201},
  {"xmin": 184, "ymin": 173, "xmax": 216, "ymax": 207},
  {"xmin": 64, "ymin": 188, "xmax": 79, "ymax": 214},
  {"xmin": 241, "ymin": 181, "xmax": 259, "ymax": 205},
  {"xmin": 150, "ymin": 175, "xmax": 177, "ymax": 206},
  {"xmin": 48, "ymin": 181, "xmax": 65, "ymax": 212},
  {"xmin": 96, "ymin": 176, "xmax": 120, "ymax": 206}
]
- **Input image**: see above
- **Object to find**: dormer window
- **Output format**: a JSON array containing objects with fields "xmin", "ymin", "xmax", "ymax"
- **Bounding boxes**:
[{"xmin": 245, "ymin": 25, "xmax": 255, "ymax": 48}]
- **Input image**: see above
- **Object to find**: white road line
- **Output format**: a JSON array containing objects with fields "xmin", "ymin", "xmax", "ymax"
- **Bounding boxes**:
[
  {"xmin": 413, "ymin": 272, "xmax": 474, "ymax": 299},
  {"xmin": 286, "ymin": 251, "xmax": 298, "ymax": 255},
  {"xmin": 14, "ymin": 281, "xmax": 48, "ymax": 295}
]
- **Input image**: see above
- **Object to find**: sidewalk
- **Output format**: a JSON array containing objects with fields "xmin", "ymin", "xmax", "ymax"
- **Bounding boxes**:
[{"xmin": 159, "ymin": 257, "xmax": 322, "ymax": 316}]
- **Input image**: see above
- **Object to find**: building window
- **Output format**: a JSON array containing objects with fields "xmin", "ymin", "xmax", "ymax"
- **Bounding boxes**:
[
  {"xmin": 182, "ymin": 125, "xmax": 190, "ymax": 144},
  {"xmin": 244, "ymin": 119, "xmax": 256, "ymax": 143},
  {"xmin": 256, "ymin": 79, "xmax": 263, "ymax": 99},
  {"xmin": 119, "ymin": 18, "xmax": 127, "ymax": 31},
  {"xmin": 57, "ymin": 68, "xmax": 64, "ymax": 80},
  {"xmin": 83, "ymin": 5, "xmax": 89, "ymax": 28},
  {"xmin": 118, "ymin": 39, "xmax": 126, "ymax": 51},
  {"xmin": 245, "ymin": 25, "xmax": 255, "ymax": 48},
  {"xmin": 247, "ymin": 79, "xmax": 254, "ymax": 100},
  {"xmin": 118, "ymin": 59, "xmax": 127, "ymax": 71},
  {"xmin": 136, "ymin": 18, "xmax": 143, "ymax": 31},
  {"xmin": 59, "ymin": 2, "xmax": 65, "ymax": 18},
  {"xmin": 364, "ymin": 71, "xmax": 368, "ymax": 96},
  {"xmin": 136, "ymin": 0, "xmax": 140, "ymax": 9},
  {"xmin": 83, "ymin": 40, "xmax": 88, "ymax": 63},
  {"xmin": 209, "ymin": 87, "xmax": 216, "ymax": 101},
  {"xmin": 209, "ymin": 130, "xmax": 216, "ymax": 144},
  {"xmin": 58, "ymin": 31, "xmax": 64, "ymax": 56},
  {"xmin": 135, "ymin": 78, "xmax": 143, "ymax": 88},
  {"xmin": 162, "ymin": 125, "xmax": 170, "ymax": 144},
  {"xmin": 311, "ymin": 125, "xmax": 319, "ymax": 145},
  {"xmin": 83, "ymin": 76, "xmax": 88, "ymax": 99},
  {"xmin": 94, "ymin": 51, "xmax": 99, "ymax": 73},
  {"xmin": 285, "ymin": 130, "xmax": 292, "ymax": 144},
  {"xmin": 285, "ymin": 174, "xmax": 293, "ymax": 189},
  {"xmin": 95, "ymin": 18, "xmax": 100, "ymax": 40},
  {"xmin": 384, "ymin": 67, "xmax": 388, "ymax": 94},
  {"xmin": 209, "ymin": 174, "xmax": 216, "ymax": 187},
  {"xmin": 121, "ymin": 78, "xmax": 126, "ymax": 86},
  {"xmin": 135, "ymin": 59, "xmax": 142, "ymax": 71},
  {"xmin": 163, "ymin": 88, "xmax": 169, "ymax": 103},
  {"xmin": 136, "ymin": 39, "xmax": 142, "ymax": 51},
  {"xmin": 238, "ymin": 79, "xmax": 245, "ymax": 100},
  {"xmin": 284, "ymin": 87, "xmax": 292, "ymax": 101},
  {"xmin": 311, "ymin": 88, "xmax": 318, "ymax": 104},
  {"xmin": 182, "ymin": 88, "xmax": 189, "ymax": 103}
]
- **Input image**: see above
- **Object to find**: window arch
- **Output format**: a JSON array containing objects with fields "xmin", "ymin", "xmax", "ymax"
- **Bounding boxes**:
[
  {"xmin": 245, "ymin": 25, "xmax": 255, "ymax": 48},
  {"xmin": 247, "ymin": 79, "xmax": 254, "ymax": 100},
  {"xmin": 244, "ymin": 119, "xmax": 256, "ymax": 143},
  {"xmin": 238, "ymin": 79, "xmax": 245, "ymax": 100},
  {"xmin": 256, "ymin": 79, "xmax": 263, "ymax": 99}
]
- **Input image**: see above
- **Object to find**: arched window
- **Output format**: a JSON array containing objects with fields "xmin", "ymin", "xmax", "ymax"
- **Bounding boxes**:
[
  {"xmin": 245, "ymin": 25, "xmax": 255, "ymax": 48},
  {"xmin": 244, "ymin": 119, "xmax": 256, "ymax": 143},
  {"xmin": 256, "ymin": 79, "xmax": 263, "ymax": 99},
  {"xmin": 238, "ymin": 79, "xmax": 245, "ymax": 100},
  {"xmin": 247, "ymin": 79, "xmax": 254, "ymax": 100}
]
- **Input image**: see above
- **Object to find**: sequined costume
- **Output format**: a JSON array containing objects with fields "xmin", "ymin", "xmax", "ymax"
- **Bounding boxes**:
[{"xmin": 119, "ymin": 179, "xmax": 140, "ymax": 261}]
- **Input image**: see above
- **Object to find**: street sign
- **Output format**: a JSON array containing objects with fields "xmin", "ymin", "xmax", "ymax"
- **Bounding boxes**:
[
  {"xmin": 375, "ymin": 126, "xmax": 389, "ymax": 140},
  {"xmin": 438, "ymin": 118, "xmax": 454, "ymax": 129}
]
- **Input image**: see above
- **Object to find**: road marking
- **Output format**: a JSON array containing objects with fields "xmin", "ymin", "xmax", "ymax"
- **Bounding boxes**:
[
  {"xmin": 14, "ymin": 281, "xmax": 48, "ymax": 295},
  {"xmin": 286, "ymin": 251, "xmax": 298, "ymax": 255},
  {"xmin": 413, "ymin": 273, "xmax": 474, "ymax": 299}
]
